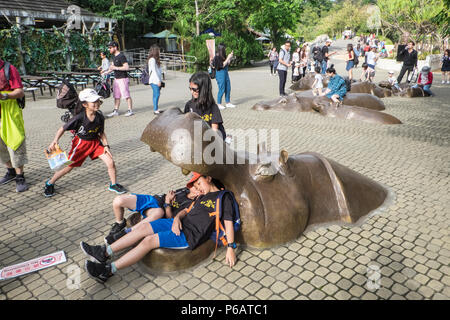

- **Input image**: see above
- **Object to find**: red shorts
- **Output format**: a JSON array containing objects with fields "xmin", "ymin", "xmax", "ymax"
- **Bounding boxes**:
[{"xmin": 68, "ymin": 136, "xmax": 104, "ymax": 167}]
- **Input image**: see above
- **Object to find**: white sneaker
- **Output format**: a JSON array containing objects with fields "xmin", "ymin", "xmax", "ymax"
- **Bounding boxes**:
[
  {"xmin": 124, "ymin": 110, "xmax": 134, "ymax": 117},
  {"xmin": 107, "ymin": 109, "xmax": 119, "ymax": 117},
  {"xmin": 442, "ymin": 80, "xmax": 446, "ymax": 84},
  {"xmin": 447, "ymin": 81, "xmax": 450, "ymax": 84},
  {"xmin": 226, "ymin": 103, "xmax": 236, "ymax": 108},
  {"xmin": 218, "ymin": 104, "xmax": 225, "ymax": 110},
  {"xmin": 153, "ymin": 110, "xmax": 161, "ymax": 114}
]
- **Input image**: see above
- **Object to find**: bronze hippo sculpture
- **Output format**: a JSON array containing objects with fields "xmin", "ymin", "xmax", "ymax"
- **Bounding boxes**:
[
  {"xmin": 290, "ymin": 73, "xmax": 328, "ymax": 91},
  {"xmin": 252, "ymin": 93, "xmax": 401, "ymax": 125},
  {"xmin": 138, "ymin": 108, "xmax": 392, "ymax": 273}
]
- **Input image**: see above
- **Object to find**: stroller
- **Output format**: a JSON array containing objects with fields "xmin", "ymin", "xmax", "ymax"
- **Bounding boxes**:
[{"xmin": 56, "ymin": 80, "xmax": 83, "ymax": 123}]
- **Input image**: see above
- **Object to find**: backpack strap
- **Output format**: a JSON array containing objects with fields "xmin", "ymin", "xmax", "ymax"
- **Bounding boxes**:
[
  {"xmin": 3, "ymin": 62, "xmax": 11, "ymax": 82},
  {"xmin": 209, "ymin": 190, "xmax": 230, "ymax": 258}
]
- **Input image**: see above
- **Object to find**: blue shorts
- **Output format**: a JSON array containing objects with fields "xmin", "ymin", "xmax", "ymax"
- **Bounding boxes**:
[
  {"xmin": 346, "ymin": 60, "xmax": 354, "ymax": 71},
  {"xmin": 133, "ymin": 194, "xmax": 162, "ymax": 218},
  {"xmin": 150, "ymin": 218, "xmax": 189, "ymax": 249}
]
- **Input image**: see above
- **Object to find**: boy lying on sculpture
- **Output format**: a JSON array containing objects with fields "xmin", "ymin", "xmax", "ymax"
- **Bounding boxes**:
[
  {"xmin": 104, "ymin": 183, "xmax": 200, "ymax": 245},
  {"xmin": 81, "ymin": 173, "xmax": 238, "ymax": 283}
]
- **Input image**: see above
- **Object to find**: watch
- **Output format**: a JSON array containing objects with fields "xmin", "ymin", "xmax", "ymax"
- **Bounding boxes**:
[{"xmin": 227, "ymin": 242, "xmax": 237, "ymax": 249}]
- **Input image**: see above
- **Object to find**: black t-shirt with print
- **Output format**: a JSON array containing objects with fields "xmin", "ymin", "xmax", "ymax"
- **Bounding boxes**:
[
  {"xmin": 184, "ymin": 99, "xmax": 223, "ymax": 127},
  {"xmin": 154, "ymin": 187, "xmax": 193, "ymax": 217},
  {"xmin": 322, "ymin": 45, "xmax": 330, "ymax": 61},
  {"xmin": 113, "ymin": 52, "xmax": 128, "ymax": 79},
  {"xmin": 182, "ymin": 191, "xmax": 234, "ymax": 250},
  {"xmin": 63, "ymin": 111, "xmax": 104, "ymax": 141}
]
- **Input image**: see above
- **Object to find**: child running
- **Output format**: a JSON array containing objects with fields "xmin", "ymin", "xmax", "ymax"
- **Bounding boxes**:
[
  {"xmin": 312, "ymin": 66, "xmax": 324, "ymax": 96},
  {"xmin": 44, "ymin": 88, "xmax": 126, "ymax": 197}
]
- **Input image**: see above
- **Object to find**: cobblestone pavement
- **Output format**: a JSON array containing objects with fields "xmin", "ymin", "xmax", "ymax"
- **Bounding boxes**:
[{"xmin": 1, "ymin": 40, "xmax": 449, "ymax": 300}]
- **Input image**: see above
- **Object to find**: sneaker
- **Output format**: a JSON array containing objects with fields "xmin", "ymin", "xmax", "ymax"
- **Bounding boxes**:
[
  {"xmin": 44, "ymin": 181, "xmax": 55, "ymax": 197},
  {"xmin": 108, "ymin": 219, "xmax": 127, "ymax": 235},
  {"xmin": 124, "ymin": 110, "xmax": 134, "ymax": 117},
  {"xmin": 225, "ymin": 103, "xmax": 236, "ymax": 108},
  {"xmin": 153, "ymin": 110, "xmax": 161, "ymax": 114},
  {"xmin": 85, "ymin": 260, "xmax": 113, "ymax": 283},
  {"xmin": 218, "ymin": 104, "xmax": 225, "ymax": 110},
  {"xmin": 106, "ymin": 109, "xmax": 119, "ymax": 118},
  {"xmin": 104, "ymin": 229, "xmax": 127, "ymax": 245},
  {"xmin": 108, "ymin": 183, "xmax": 127, "ymax": 194},
  {"xmin": 442, "ymin": 80, "xmax": 446, "ymax": 84},
  {"xmin": 80, "ymin": 241, "xmax": 108, "ymax": 263},
  {"xmin": 447, "ymin": 81, "xmax": 450, "ymax": 84},
  {"xmin": 0, "ymin": 170, "xmax": 16, "ymax": 185},
  {"xmin": 15, "ymin": 175, "xmax": 28, "ymax": 193}
]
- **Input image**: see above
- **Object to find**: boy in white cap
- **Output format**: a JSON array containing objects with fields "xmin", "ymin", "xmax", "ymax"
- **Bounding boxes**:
[
  {"xmin": 44, "ymin": 88, "xmax": 127, "ymax": 197},
  {"xmin": 387, "ymin": 71, "xmax": 402, "ymax": 91}
]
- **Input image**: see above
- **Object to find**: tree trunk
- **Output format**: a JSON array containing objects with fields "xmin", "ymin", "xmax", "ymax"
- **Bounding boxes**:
[
  {"xmin": 121, "ymin": 20, "xmax": 126, "ymax": 50},
  {"xmin": 195, "ymin": 0, "xmax": 200, "ymax": 36}
]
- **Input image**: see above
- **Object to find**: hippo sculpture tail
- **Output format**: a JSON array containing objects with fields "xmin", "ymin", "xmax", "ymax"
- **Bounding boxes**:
[{"xmin": 138, "ymin": 108, "xmax": 391, "ymax": 273}]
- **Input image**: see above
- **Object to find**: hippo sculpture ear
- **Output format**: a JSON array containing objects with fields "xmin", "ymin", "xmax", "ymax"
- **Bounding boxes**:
[{"xmin": 279, "ymin": 149, "xmax": 289, "ymax": 165}]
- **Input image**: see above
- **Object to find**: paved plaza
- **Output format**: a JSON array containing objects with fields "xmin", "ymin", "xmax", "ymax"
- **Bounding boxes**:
[{"xmin": 0, "ymin": 41, "xmax": 449, "ymax": 300}]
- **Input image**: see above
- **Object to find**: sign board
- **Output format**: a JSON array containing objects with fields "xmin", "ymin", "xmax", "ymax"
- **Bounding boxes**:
[
  {"xmin": 206, "ymin": 39, "xmax": 215, "ymax": 61},
  {"xmin": 0, "ymin": 251, "xmax": 66, "ymax": 281}
]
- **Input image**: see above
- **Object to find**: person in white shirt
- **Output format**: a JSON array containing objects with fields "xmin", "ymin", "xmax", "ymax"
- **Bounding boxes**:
[
  {"xmin": 312, "ymin": 66, "xmax": 324, "ymax": 96},
  {"xmin": 365, "ymin": 46, "xmax": 378, "ymax": 82},
  {"xmin": 147, "ymin": 44, "xmax": 163, "ymax": 114}
]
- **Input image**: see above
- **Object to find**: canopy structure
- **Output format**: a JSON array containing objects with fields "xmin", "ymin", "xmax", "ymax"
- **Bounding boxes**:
[
  {"xmin": 141, "ymin": 30, "xmax": 179, "ymax": 52},
  {"xmin": 153, "ymin": 30, "xmax": 178, "ymax": 39},
  {"xmin": 256, "ymin": 36, "xmax": 270, "ymax": 41},
  {"xmin": 141, "ymin": 32, "xmax": 156, "ymax": 38}
]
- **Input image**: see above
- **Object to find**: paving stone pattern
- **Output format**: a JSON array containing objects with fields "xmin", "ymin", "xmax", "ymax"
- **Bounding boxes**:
[{"xmin": 0, "ymin": 40, "xmax": 449, "ymax": 300}]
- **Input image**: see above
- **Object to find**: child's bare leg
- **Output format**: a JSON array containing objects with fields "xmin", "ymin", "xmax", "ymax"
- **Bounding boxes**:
[
  {"xmin": 110, "ymin": 221, "xmax": 154, "ymax": 254},
  {"xmin": 49, "ymin": 166, "xmax": 73, "ymax": 184},
  {"xmin": 318, "ymin": 88, "xmax": 323, "ymax": 95},
  {"xmin": 113, "ymin": 234, "xmax": 159, "ymax": 270},
  {"xmin": 98, "ymin": 153, "xmax": 116, "ymax": 185},
  {"xmin": 112, "ymin": 194, "xmax": 137, "ymax": 223},
  {"xmin": 142, "ymin": 208, "xmax": 164, "ymax": 222}
]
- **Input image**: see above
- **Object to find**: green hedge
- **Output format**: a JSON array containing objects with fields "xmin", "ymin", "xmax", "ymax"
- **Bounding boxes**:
[
  {"xmin": 187, "ymin": 30, "xmax": 264, "ymax": 70},
  {"xmin": 0, "ymin": 26, "xmax": 110, "ymax": 74}
]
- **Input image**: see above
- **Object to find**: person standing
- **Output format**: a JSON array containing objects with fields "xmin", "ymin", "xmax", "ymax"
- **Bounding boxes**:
[
  {"xmin": 212, "ymin": 44, "xmax": 236, "ymax": 110},
  {"xmin": 321, "ymin": 39, "xmax": 337, "ymax": 75},
  {"xmin": 300, "ymin": 45, "xmax": 308, "ymax": 78},
  {"xmin": 147, "ymin": 44, "xmax": 163, "ymax": 114},
  {"xmin": 268, "ymin": 47, "xmax": 278, "ymax": 76},
  {"xmin": 441, "ymin": 49, "xmax": 450, "ymax": 84},
  {"xmin": 105, "ymin": 41, "xmax": 134, "ymax": 117},
  {"xmin": 277, "ymin": 40, "xmax": 292, "ymax": 97},
  {"xmin": 98, "ymin": 51, "xmax": 110, "ymax": 85},
  {"xmin": 0, "ymin": 59, "xmax": 28, "ymax": 192},
  {"xmin": 365, "ymin": 46, "xmax": 379, "ymax": 82},
  {"xmin": 291, "ymin": 47, "xmax": 301, "ymax": 82},
  {"xmin": 346, "ymin": 43, "xmax": 356, "ymax": 81},
  {"xmin": 397, "ymin": 41, "xmax": 418, "ymax": 84}
]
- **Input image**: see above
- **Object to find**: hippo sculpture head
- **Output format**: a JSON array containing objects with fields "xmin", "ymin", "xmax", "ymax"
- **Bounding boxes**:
[
  {"xmin": 290, "ymin": 73, "xmax": 329, "ymax": 91},
  {"xmin": 139, "ymin": 108, "xmax": 392, "ymax": 272}
]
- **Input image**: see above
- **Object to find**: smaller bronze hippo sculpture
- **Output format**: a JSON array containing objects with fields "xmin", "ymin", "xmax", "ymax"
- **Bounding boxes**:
[
  {"xmin": 252, "ymin": 93, "xmax": 401, "ymax": 125},
  {"xmin": 138, "ymin": 108, "xmax": 393, "ymax": 273},
  {"xmin": 290, "ymin": 73, "xmax": 328, "ymax": 91},
  {"xmin": 378, "ymin": 81, "xmax": 427, "ymax": 97}
]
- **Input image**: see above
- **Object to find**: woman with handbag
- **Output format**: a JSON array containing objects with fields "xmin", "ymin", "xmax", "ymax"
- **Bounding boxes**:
[{"xmin": 148, "ymin": 44, "xmax": 163, "ymax": 115}]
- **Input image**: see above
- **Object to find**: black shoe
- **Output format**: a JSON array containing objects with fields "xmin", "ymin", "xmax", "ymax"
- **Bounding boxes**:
[
  {"xmin": 108, "ymin": 219, "xmax": 127, "ymax": 235},
  {"xmin": 104, "ymin": 229, "xmax": 127, "ymax": 245},
  {"xmin": 108, "ymin": 183, "xmax": 127, "ymax": 194},
  {"xmin": 80, "ymin": 241, "xmax": 108, "ymax": 263},
  {"xmin": 0, "ymin": 170, "xmax": 16, "ymax": 185},
  {"xmin": 15, "ymin": 175, "xmax": 28, "ymax": 193},
  {"xmin": 44, "ymin": 181, "xmax": 55, "ymax": 197},
  {"xmin": 85, "ymin": 260, "xmax": 113, "ymax": 283}
]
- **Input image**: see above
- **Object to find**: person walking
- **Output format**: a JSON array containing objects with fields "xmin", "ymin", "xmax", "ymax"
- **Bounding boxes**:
[
  {"xmin": 212, "ymin": 44, "xmax": 236, "ymax": 110},
  {"xmin": 105, "ymin": 41, "xmax": 134, "ymax": 117},
  {"xmin": 0, "ymin": 58, "xmax": 28, "ymax": 192},
  {"xmin": 277, "ymin": 40, "xmax": 292, "ymax": 97},
  {"xmin": 441, "ymin": 49, "xmax": 450, "ymax": 84},
  {"xmin": 268, "ymin": 47, "xmax": 278, "ymax": 76},
  {"xmin": 98, "ymin": 51, "xmax": 110, "ymax": 85},
  {"xmin": 147, "ymin": 44, "xmax": 163, "ymax": 114},
  {"xmin": 397, "ymin": 41, "xmax": 418, "ymax": 84}
]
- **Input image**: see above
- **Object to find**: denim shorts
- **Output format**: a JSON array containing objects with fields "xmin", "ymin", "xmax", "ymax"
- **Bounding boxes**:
[
  {"xmin": 346, "ymin": 60, "xmax": 354, "ymax": 71},
  {"xmin": 150, "ymin": 218, "xmax": 189, "ymax": 249}
]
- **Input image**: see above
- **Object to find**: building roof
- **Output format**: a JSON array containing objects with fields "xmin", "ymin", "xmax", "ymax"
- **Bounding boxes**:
[{"xmin": 0, "ymin": 0, "xmax": 115, "ymax": 24}]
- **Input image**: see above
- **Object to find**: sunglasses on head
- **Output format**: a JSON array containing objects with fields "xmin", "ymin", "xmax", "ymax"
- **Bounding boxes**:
[{"xmin": 189, "ymin": 86, "xmax": 200, "ymax": 93}]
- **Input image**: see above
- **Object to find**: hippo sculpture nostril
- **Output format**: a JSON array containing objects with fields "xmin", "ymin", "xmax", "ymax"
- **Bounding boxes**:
[{"xmin": 138, "ymin": 108, "xmax": 394, "ymax": 273}]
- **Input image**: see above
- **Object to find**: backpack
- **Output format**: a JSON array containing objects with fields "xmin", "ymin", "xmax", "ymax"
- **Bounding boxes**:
[
  {"xmin": 343, "ymin": 76, "xmax": 352, "ymax": 92},
  {"xmin": 95, "ymin": 80, "xmax": 110, "ymax": 99},
  {"xmin": 312, "ymin": 46, "xmax": 322, "ymax": 61},
  {"xmin": 56, "ymin": 80, "xmax": 83, "ymax": 122},
  {"xmin": 1, "ymin": 61, "xmax": 26, "ymax": 109},
  {"xmin": 140, "ymin": 64, "xmax": 150, "ymax": 85}
]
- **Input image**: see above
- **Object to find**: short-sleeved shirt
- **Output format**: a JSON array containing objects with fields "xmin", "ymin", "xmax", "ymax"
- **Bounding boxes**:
[
  {"xmin": 63, "ymin": 111, "xmax": 105, "ymax": 141},
  {"xmin": 365, "ymin": 51, "xmax": 377, "ymax": 66},
  {"xmin": 181, "ymin": 191, "xmax": 234, "ymax": 250},
  {"xmin": 0, "ymin": 60, "xmax": 23, "ymax": 91},
  {"xmin": 322, "ymin": 46, "xmax": 330, "ymax": 61},
  {"xmin": 314, "ymin": 74, "xmax": 324, "ymax": 88},
  {"xmin": 154, "ymin": 187, "xmax": 194, "ymax": 217},
  {"xmin": 277, "ymin": 47, "xmax": 290, "ymax": 71},
  {"xmin": 101, "ymin": 58, "xmax": 110, "ymax": 72},
  {"xmin": 112, "ymin": 53, "xmax": 128, "ymax": 79},
  {"xmin": 184, "ymin": 99, "xmax": 223, "ymax": 127}
]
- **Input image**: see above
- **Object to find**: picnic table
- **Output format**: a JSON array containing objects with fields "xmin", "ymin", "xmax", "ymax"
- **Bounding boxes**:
[
  {"xmin": 21, "ymin": 75, "xmax": 58, "ymax": 100},
  {"xmin": 36, "ymin": 71, "xmax": 100, "ymax": 88}
]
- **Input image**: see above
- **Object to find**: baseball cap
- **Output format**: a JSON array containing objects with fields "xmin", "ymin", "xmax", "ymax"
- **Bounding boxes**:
[
  {"xmin": 325, "ymin": 39, "xmax": 332, "ymax": 43},
  {"xmin": 107, "ymin": 41, "xmax": 119, "ymax": 48},
  {"xmin": 78, "ymin": 88, "xmax": 102, "ymax": 102},
  {"xmin": 186, "ymin": 172, "xmax": 203, "ymax": 188},
  {"xmin": 388, "ymin": 70, "xmax": 394, "ymax": 74}
]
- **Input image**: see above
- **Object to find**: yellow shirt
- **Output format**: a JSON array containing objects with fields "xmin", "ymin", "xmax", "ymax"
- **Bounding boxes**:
[{"xmin": 0, "ymin": 91, "xmax": 26, "ymax": 150}]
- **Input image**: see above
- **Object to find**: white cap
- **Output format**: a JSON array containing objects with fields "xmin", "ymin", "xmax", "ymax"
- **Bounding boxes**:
[
  {"xmin": 388, "ymin": 70, "xmax": 394, "ymax": 74},
  {"xmin": 325, "ymin": 39, "xmax": 332, "ymax": 43},
  {"xmin": 78, "ymin": 88, "xmax": 102, "ymax": 102}
]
